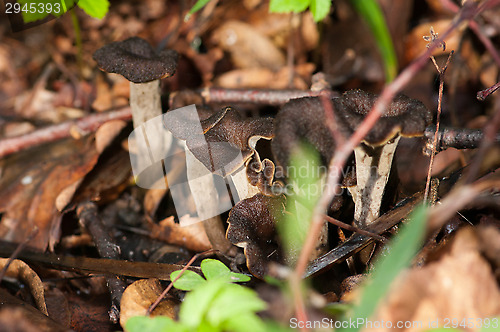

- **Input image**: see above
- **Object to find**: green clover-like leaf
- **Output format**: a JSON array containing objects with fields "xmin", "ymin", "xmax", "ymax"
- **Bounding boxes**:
[{"xmin": 171, "ymin": 269, "xmax": 207, "ymax": 291}]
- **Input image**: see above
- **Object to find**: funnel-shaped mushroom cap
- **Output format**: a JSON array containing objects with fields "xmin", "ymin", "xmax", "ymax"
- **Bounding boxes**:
[
  {"xmin": 226, "ymin": 193, "xmax": 286, "ymax": 278},
  {"xmin": 93, "ymin": 37, "xmax": 178, "ymax": 83},
  {"xmin": 272, "ymin": 97, "xmax": 341, "ymax": 172},
  {"xmin": 164, "ymin": 106, "xmax": 274, "ymax": 176},
  {"xmin": 334, "ymin": 89, "xmax": 432, "ymax": 146},
  {"xmin": 272, "ymin": 90, "xmax": 432, "ymax": 170}
]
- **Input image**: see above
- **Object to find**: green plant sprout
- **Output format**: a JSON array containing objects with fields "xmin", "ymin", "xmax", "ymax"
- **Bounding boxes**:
[
  {"xmin": 126, "ymin": 259, "xmax": 268, "ymax": 332},
  {"xmin": 18, "ymin": 0, "xmax": 110, "ymax": 74},
  {"xmin": 18, "ymin": 0, "xmax": 109, "ymax": 23},
  {"xmin": 277, "ymin": 142, "xmax": 323, "ymax": 265},
  {"xmin": 350, "ymin": 0, "xmax": 397, "ymax": 82},
  {"xmin": 337, "ymin": 205, "xmax": 428, "ymax": 332},
  {"xmin": 269, "ymin": 0, "xmax": 331, "ymax": 22}
]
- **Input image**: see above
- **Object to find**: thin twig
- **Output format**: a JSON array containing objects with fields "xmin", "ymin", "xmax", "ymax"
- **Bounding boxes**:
[
  {"xmin": 477, "ymin": 81, "xmax": 500, "ymax": 101},
  {"xmin": 424, "ymin": 51, "xmax": 454, "ymax": 204},
  {"xmin": 464, "ymin": 100, "xmax": 500, "ymax": 183},
  {"xmin": 199, "ymin": 87, "xmax": 336, "ymax": 106},
  {"xmin": 438, "ymin": 0, "xmax": 500, "ymax": 67},
  {"xmin": 323, "ymin": 215, "xmax": 387, "ymax": 243},
  {"xmin": 0, "ymin": 107, "xmax": 131, "ymax": 159},
  {"xmin": 320, "ymin": 95, "xmax": 346, "ymax": 148},
  {"xmin": 0, "ymin": 228, "xmax": 38, "ymax": 283},
  {"xmin": 77, "ymin": 201, "xmax": 127, "ymax": 323},
  {"xmin": 147, "ymin": 249, "xmax": 217, "ymax": 315},
  {"xmin": 469, "ymin": 20, "xmax": 500, "ymax": 68},
  {"xmin": 427, "ymin": 169, "xmax": 500, "ymax": 234}
]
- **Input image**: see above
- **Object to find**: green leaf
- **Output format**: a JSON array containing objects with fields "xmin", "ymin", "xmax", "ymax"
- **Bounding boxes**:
[
  {"xmin": 201, "ymin": 259, "xmax": 251, "ymax": 283},
  {"xmin": 179, "ymin": 279, "xmax": 227, "ymax": 328},
  {"xmin": 189, "ymin": 0, "xmax": 212, "ymax": 14},
  {"xmin": 277, "ymin": 142, "xmax": 322, "ymax": 264},
  {"xmin": 338, "ymin": 204, "xmax": 428, "ymax": 332},
  {"xmin": 201, "ymin": 259, "xmax": 231, "ymax": 280},
  {"xmin": 309, "ymin": 0, "xmax": 331, "ymax": 22},
  {"xmin": 18, "ymin": 0, "xmax": 72, "ymax": 23},
  {"xmin": 171, "ymin": 270, "xmax": 207, "ymax": 291},
  {"xmin": 206, "ymin": 283, "xmax": 267, "ymax": 326},
  {"xmin": 125, "ymin": 316, "xmax": 189, "ymax": 332},
  {"xmin": 269, "ymin": 0, "xmax": 310, "ymax": 14},
  {"xmin": 77, "ymin": 0, "xmax": 109, "ymax": 19},
  {"xmin": 222, "ymin": 313, "xmax": 268, "ymax": 332},
  {"xmin": 351, "ymin": 0, "xmax": 398, "ymax": 82},
  {"xmin": 324, "ymin": 302, "xmax": 354, "ymax": 316}
]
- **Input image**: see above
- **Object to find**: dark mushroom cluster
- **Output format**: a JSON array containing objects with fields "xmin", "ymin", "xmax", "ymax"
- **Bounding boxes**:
[
  {"xmin": 163, "ymin": 89, "xmax": 432, "ymax": 278},
  {"xmin": 273, "ymin": 89, "xmax": 432, "ymax": 228}
]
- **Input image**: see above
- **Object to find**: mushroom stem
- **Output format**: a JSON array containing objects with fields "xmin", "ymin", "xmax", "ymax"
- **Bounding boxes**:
[
  {"xmin": 229, "ymin": 165, "xmax": 260, "ymax": 201},
  {"xmin": 185, "ymin": 147, "xmax": 233, "ymax": 253},
  {"xmin": 129, "ymin": 81, "xmax": 173, "ymax": 180},
  {"xmin": 353, "ymin": 136, "xmax": 401, "ymax": 228},
  {"xmin": 129, "ymin": 81, "xmax": 162, "ymax": 127}
]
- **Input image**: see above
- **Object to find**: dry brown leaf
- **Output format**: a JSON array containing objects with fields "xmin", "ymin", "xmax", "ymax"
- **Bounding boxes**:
[
  {"xmin": 95, "ymin": 120, "xmax": 127, "ymax": 154},
  {"xmin": 70, "ymin": 147, "xmax": 131, "ymax": 205},
  {"xmin": 91, "ymin": 74, "xmax": 113, "ymax": 112},
  {"xmin": 211, "ymin": 20, "xmax": 286, "ymax": 70},
  {"xmin": 14, "ymin": 89, "xmax": 57, "ymax": 119},
  {"xmin": 2, "ymin": 122, "xmax": 36, "ymax": 138},
  {"xmin": 144, "ymin": 188, "xmax": 168, "ymax": 217},
  {"xmin": 215, "ymin": 63, "xmax": 315, "ymax": 89},
  {"xmin": 248, "ymin": 10, "xmax": 319, "ymax": 52},
  {"xmin": 368, "ymin": 227, "xmax": 500, "ymax": 332},
  {"xmin": 152, "ymin": 216, "xmax": 212, "ymax": 252},
  {"xmin": 0, "ymin": 136, "xmax": 100, "ymax": 250},
  {"xmin": 0, "ymin": 258, "xmax": 47, "ymax": 315},
  {"xmin": 120, "ymin": 278, "xmax": 178, "ymax": 329},
  {"xmin": 0, "ymin": 296, "xmax": 67, "ymax": 332}
]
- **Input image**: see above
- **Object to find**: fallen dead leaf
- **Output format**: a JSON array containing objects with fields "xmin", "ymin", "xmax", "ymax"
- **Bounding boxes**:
[
  {"xmin": 120, "ymin": 278, "xmax": 178, "ymax": 329},
  {"xmin": 91, "ymin": 74, "xmax": 113, "ymax": 112},
  {"xmin": 0, "ymin": 135, "xmax": 99, "ymax": 250},
  {"xmin": 150, "ymin": 216, "xmax": 211, "ymax": 252},
  {"xmin": 215, "ymin": 63, "xmax": 315, "ymax": 89},
  {"xmin": 368, "ymin": 227, "xmax": 500, "ymax": 332},
  {"xmin": 0, "ymin": 258, "xmax": 47, "ymax": 315},
  {"xmin": 211, "ymin": 20, "xmax": 286, "ymax": 70}
]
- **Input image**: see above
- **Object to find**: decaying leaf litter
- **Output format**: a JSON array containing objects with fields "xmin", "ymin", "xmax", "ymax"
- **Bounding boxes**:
[{"xmin": 0, "ymin": 0, "xmax": 499, "ymax": 331}]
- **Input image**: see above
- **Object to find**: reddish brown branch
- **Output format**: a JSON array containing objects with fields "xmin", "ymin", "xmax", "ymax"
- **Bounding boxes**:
[
  {"xmin": 477, "ymin": 81, "xmax": 500, "ymax": 101},
  {"xmin": 323, "ymin": 215, "xmax": 387, "ymax": 243},
  {"xmin": 0, "ymin": 107, "xmax": 131, "ymax": 159},
  {"xmin": 425, "ymin": 51, "xmax": 454, "ymax": 203},
  {"xmin": 200, "ymin": 87, "xmax": 336, "ymax": 105}
]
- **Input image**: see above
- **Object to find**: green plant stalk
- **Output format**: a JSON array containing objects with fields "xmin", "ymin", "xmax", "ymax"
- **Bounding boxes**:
[
  {"xmin": 351, "ymin": 0, "xmax": 398, "ymax": 82},
  {"xmin": 338, "ymin": 205, "xmax": 428, "ymax": 332},
  {"xmin": 70, "ymin": 9, "xmax": 83, "ymax": 76}
]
